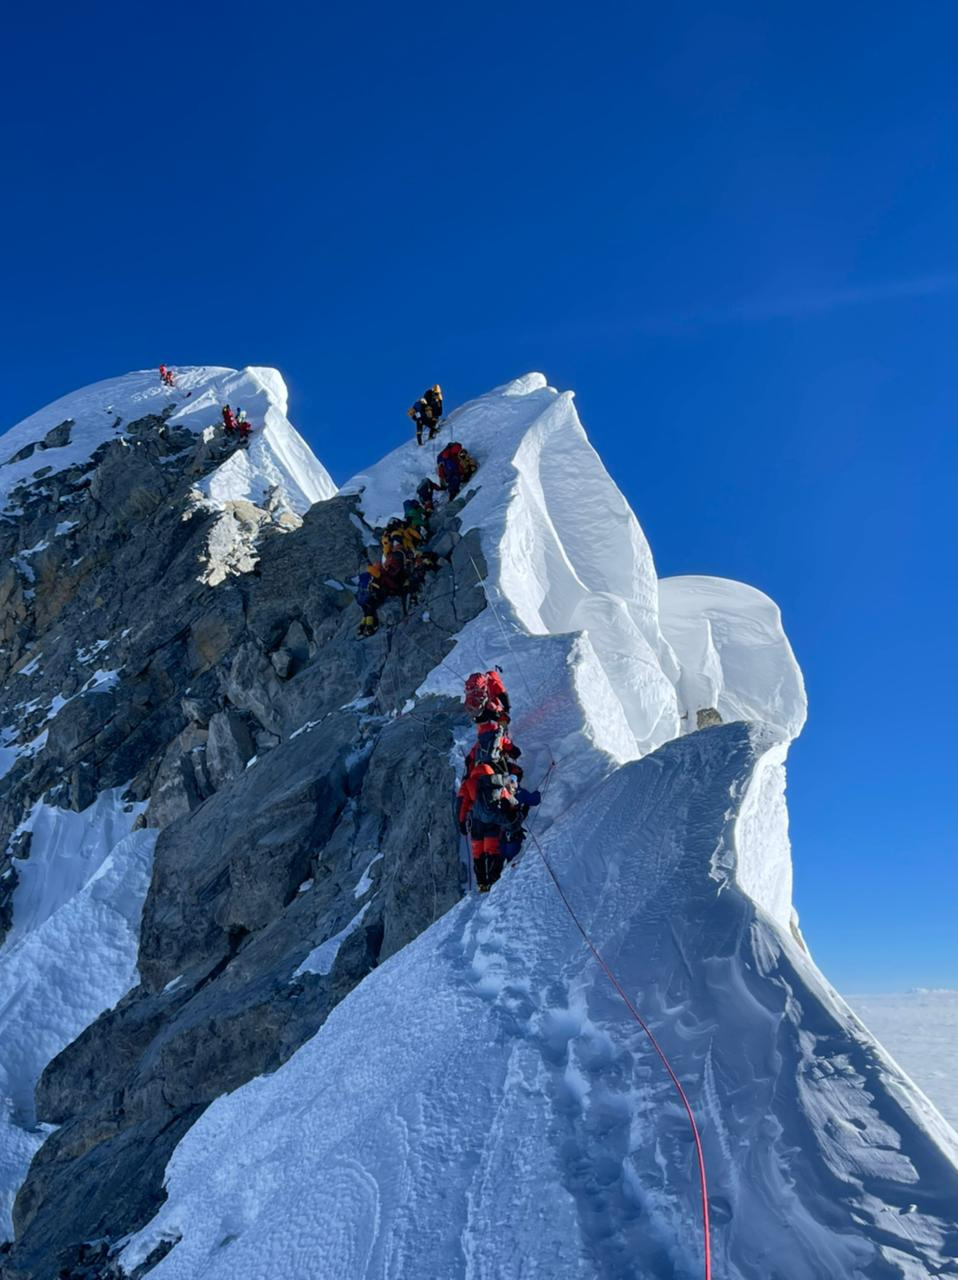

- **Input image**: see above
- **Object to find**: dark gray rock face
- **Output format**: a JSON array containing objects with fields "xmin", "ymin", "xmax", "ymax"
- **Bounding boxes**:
[{"xmin": 0, "ymin": 414, "xmax": 487, "ymax": 1279}]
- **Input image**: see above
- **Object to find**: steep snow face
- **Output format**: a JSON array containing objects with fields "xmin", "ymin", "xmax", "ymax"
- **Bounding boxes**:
[
  {"xmin": 658, "ymin": 575, "xmax": 807, "ymax": 740},
  {"xmin": 121, "ymin": 725, "xmax": 958, "ymax": 1280},
  {"xmin": 344, "ymin": 375, "xmax": 681, "ymax": 765},
  {"xmin": 0, "ymin": 366, "xmax": 335, "ymax": 516},
  {"xmin": 0, "ymin": 792, "xmax": 156, "ymax": 1237}
]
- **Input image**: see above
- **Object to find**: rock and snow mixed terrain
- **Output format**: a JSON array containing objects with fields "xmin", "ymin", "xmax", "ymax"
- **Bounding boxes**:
[{"xmin": 0, "ymin": 369, "xmax": 955, "ymax": 1279}]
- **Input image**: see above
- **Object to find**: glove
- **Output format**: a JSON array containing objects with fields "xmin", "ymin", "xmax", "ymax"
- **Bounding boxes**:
[{"xmin": 516, "ymin": 788, "xmax": 541, "ymax": 807}]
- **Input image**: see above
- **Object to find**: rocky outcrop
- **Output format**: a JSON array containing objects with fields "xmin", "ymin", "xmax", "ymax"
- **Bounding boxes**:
[{"xmin": 0, "ymin": 406, "xmax": 487, "ymax": 1278}]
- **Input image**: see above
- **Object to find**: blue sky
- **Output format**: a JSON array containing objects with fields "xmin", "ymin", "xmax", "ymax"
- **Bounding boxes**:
[{"xmin": 3, "ymin": 2, "xmax": 955, "ymax": 990}]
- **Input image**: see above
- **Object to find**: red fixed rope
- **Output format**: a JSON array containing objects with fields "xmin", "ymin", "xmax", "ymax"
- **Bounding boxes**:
[{"xmin": 525, "ymin": 827, "xmax": 712, "ymax": 1280}]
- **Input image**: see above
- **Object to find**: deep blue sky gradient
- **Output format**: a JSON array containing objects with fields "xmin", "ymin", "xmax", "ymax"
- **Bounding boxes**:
[{"xmin": 3, "ymin": 2, "xmax": 956, "ymax": 990}]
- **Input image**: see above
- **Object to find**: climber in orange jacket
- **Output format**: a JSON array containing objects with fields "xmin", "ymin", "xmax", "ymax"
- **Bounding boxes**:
[{"xmin": 457, "ymin": 761, "xmax": 513, "ymax": 891}]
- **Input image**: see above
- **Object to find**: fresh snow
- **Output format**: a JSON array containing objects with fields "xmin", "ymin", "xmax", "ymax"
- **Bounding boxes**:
[
  {"xmin": 122, "ymin": 725, "xmax": 958, "ymax": 1280},
  {"xmin": 0, "ymin": 791, "xmax": 157, "ymax": 1236},
  {"xmin": 0, "ymin": 365, "xmax": 335, "ymax": 517}
]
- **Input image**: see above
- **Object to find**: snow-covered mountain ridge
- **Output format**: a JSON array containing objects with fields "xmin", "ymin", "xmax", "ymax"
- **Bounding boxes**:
[{"xmin": 0, "ymin": 370, "xmax": 954, "ymax": 1280}]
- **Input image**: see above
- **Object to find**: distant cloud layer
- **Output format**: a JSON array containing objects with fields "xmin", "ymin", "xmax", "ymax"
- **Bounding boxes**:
[{"xmin": 634, "ymin": 272, "xmax": 958, "ymax": 335}]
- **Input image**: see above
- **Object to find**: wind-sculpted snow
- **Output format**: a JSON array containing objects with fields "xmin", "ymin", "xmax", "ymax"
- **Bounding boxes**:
[
  {"xmin": 0, "ymin": 791, "xmax": 156, "ymax": 1236},
  {"xmin": 658, "ymin": 575, "xmax": 807, "ymax": 740},
  {"xmin": 344, "ymin": 375, "xmax": 681, "ymax": 766},
  {"xmin": 122, "ymin": 725, "xmax": 958, "ymax": 1280},
  {"xmin": 0, "ymin": 365, "xmax": 335, "ymax": 516}
]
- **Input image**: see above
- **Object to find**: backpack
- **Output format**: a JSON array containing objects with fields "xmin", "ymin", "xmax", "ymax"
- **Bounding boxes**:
[
  {"xmin": 472, "ymin": 723, "xmax": 507, "ymax": 767},
  {"xmin": 464, "ymin": 670, "xmax": 506, "ymax": 718},
  {"xmin": 464, "ymin": 672, "xmax": 491, "ymax": 716},
  {"xmin": 470, "ymin": 769, "xmax": 513, "ymax": 827}
]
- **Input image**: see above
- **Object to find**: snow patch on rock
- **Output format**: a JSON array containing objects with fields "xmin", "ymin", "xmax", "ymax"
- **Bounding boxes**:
[
  {"xmin": 0, "ymin": 790, "xmax": 157, "ymax": 1236},
  {"xmin": 0, "ymin": 366, "xmax": 335, "ymax": 518}
]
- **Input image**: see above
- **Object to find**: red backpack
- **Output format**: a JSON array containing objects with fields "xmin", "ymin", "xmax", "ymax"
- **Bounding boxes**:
[
  {"xmin": 437, "ymin": 442, "xmax": 462, "ymax": 464},
  {"xmin": 464, "ymin": 672, "xmax": 490, "ymax": 716},
  {"xmin": 464, "ymin": 669, "xmax": 507, "ymax": 719}
]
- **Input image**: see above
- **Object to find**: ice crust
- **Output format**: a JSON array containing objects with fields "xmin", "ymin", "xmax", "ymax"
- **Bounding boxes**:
[{"xmin": 0, "ymin": 366, "xmax": 335, "ymax": 516}]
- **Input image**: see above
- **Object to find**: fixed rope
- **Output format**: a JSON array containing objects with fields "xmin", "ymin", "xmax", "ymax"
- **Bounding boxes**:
[
  {"xmin": 466, "ymin": 557, "xmax": 712, "ymax": 1279},
  {"xmin": 524, "ymin": 826, "xmax": 712, "ymax": 1280}
]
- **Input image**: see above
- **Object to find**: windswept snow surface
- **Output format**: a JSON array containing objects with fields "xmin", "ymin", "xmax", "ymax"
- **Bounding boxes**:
[
  {"xmin": 122, "ymin": 725, "xmax": 958, "ymax": 1280},
  {"xmin": 0, "ymin": 791, "xmax": 157, "ymax": 1237},
  {"xmin": 0, "ymin": 366, "xmax": 335, "ymax": 516}
]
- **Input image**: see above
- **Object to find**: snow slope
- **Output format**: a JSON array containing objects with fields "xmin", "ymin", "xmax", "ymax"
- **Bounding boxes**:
[
  {"xmin": 0, "ymin": 792, "xmax": 156, "ymax": 1237},
  {"xmin": 122, "ymin": 725, "xmax": 958, "ymax": 1280},
  {"xmin": 0, "ymin": 366, "xmax": 335, "ymax": 516}
]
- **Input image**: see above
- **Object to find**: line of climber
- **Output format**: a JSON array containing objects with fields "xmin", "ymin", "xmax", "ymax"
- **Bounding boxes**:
[
  {"xmin": 456, "ymin": 668, "xmax": 542, "ymax": 892},
  {"xmin": 355, "ymin": 386, "xmax": 479, "ymax": 637}
]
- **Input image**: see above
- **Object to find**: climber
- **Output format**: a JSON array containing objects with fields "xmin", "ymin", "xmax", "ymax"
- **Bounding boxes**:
[
  {"xmin": 437, "ymin": 441, "xmax": 463, "ymax": 497},
  {"xmin": 356, "ymin": 562, "xmax": 383, "ymax": 638},
  {"xmin": 236, "ymin": 408, "xmax": 253, "ymax": 441},
  {"xmin": 408, "ymin": 397, "xmax": 435, "ymax": 447},
  {"xmin": 464, "ymin": 668, "xmax": 510, "ymax": 722},
  {"xmin": 457, "ymin": 760, "xmax": 540, "ymax": 892},
  {"xmin": 222, "ymin": 405, "xmax": 238, "ymax": 434},
  {"xmin": 424, "ymin": 384, "xmax": 443, "ymax": 426},
  {"xmin": 379, "ymin": 517, "xmax": 423, "ymax": 559},
  {"xmin": 466, "ymin": 715, "xmax": 521, "ymax": 775},
  {"xmin": 403, "ymin": 498, "xmax": 428, "ymax": 533},
  {"xmin": 159, "ymin": 364, "xmax": 175, "ymax": 388},
  {"xmin": 380, "ymin": 538, "xmax": 416, "ymax": 613},
  {"xmin": 500, "ymin": 773, "xmax": 541, "ymax": 862},
  {"xmin": 437, "ymin": 441, "xmax": 478, "ymax": 501},
  {"xmin": 416, "ymin": 477, "xmax": 442, "ymax": 514}
]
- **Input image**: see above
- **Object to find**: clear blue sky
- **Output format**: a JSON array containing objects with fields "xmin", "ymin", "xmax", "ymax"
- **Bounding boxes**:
[{"xmin": 3, "ymin": 2, "xmax": 955, "ymax": 991}]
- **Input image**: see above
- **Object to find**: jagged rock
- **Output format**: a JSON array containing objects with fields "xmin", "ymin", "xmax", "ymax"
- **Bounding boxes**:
[
  {"xmin": 697, "ymin": 706, "xmax": 723, "ymax": 728},
  {"xmin": 199, "ymin": 500, "xmax": 269, "ymax": 586},
  {"xmin": 269, "ymin": 618, "xmax": 310, "ymax": 679},
  {"xmin": 187, "ymin": 598, "xmax": 244, "ymax": 673},
  {"xmin": 6, "ymin": 442, "xmax": 37, "ymax": 465},
  {"xmin": 205, "ymin": 710, "xmax": 255, "ymax": 788},
  {"xmin": 179, "ymin": 694, "xmax": 217, "ymax": 727},
  {"xmin": 41, "ymin": 421, "xmax": 73, "ymax": 450},
  {"xmin": 219, "ymin": 642, "xmax": 286, "ymax": 737},
  {"xmin": 145, "ymin": 726, "xmax": 212, "ymax": 828},
  {"xmin": 68, "ymin": 763, "xmax": 97, "ymax": 813}
]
